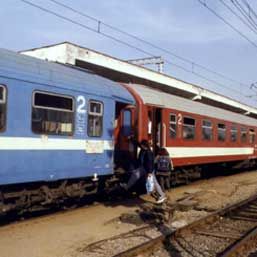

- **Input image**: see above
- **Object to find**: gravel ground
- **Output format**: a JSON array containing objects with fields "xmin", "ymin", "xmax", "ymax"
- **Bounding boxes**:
[
  {"xmin": 2, "ymin": 170, "xmax": 257, "ymax": 257},
  {"xmin": 74, "ymin": 226, "xmax": 162, "ymax": 257},
  {"xmin": 249, "ymin": 246, "xmax": 257, "ymax": 257},
  {"xmin": 173, "ymin": 234, "xmax": 232, "ymax": 257},
  {"xmin": 146, "ymin": 213, "xmax": 257, "ymax": 257},
  {"xmin": 200, "ymin": 217, "xmax": 254, "ymax": 234},
  {"xmin": 167, "ymin": 218, "xmax": 255, "ymax": 257}
]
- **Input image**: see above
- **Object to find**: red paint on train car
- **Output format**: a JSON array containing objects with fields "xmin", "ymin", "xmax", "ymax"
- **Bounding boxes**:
[
  {"xmin": 120, "ymin": 83, "xmax": 147, "ymax": 141},
  {"xmin": 119, "ymin": 83, "xmax": 257, "ymax": 168}
]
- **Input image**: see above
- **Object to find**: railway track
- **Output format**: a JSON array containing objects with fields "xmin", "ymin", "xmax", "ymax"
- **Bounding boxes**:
[
  {"xmin": 79, "ymin": 194, "xmax": 257, "ymax": 257},
  {"xmin": 163, "ymin": 193, "xmax": 257, "ymax": 257}
]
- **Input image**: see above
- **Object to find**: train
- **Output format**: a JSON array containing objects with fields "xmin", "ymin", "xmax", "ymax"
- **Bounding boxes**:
[{"xmin": 0, "ymin": 47, "xmax": 257, "ymax": 214}]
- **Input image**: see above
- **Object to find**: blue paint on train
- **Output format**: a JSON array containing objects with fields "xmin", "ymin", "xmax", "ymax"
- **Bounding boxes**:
[
  {"xmin": 0, "ymin": 48, "xmax": 134, "ymax": 185},
  {"xmin": 0, "ymin": 150, "xmax": 113, "ymax": 184}
]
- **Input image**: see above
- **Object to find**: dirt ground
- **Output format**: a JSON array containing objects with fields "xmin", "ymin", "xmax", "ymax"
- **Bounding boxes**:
[{"xmin": 1, "ymin": 170, "xmax": 257, "ymax": 257}]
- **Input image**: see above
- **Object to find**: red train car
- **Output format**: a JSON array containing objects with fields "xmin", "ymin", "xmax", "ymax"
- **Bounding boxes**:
[{"xmin": 115, "ymin": 83, "xmax": 257, "ymax": 180}]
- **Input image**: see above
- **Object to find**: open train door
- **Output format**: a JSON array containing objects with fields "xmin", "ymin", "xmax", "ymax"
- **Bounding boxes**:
[
  {"xmin": 114, "ymin": 103, "xmax": 136, "ymax": 171},
  {"xmin": 147, "ymin": 106, "xmax": 165, "ymax": 155}
]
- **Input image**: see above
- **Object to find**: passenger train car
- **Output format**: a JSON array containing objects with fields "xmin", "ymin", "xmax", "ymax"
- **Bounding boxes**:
[
  {"xmin": 0, "ymin": 48, "xmax": 134, "ymax": 213},
  {"xmin": 117, "ymin": 83, "xmax": 257, "ymax": 180},
  {"xmin": 1, "ymin": 47, "xmax": 257, "ymax": 214}
]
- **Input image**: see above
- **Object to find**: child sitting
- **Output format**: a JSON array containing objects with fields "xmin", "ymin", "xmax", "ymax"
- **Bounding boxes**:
[{"xmin": 155, "ymin": 148, "xmax": 173, "ymax": 191}]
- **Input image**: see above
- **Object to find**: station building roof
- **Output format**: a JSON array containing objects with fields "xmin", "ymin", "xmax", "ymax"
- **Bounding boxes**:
[
  {"xmin": 0, "ymin": 48, "xmax": 134, "ymax": 104},
  {"xmin": 21, "ymin": 42, "xmax": 257, "ymax": 119}
]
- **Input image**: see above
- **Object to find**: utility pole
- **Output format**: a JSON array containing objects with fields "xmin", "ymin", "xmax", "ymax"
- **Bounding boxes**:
[
  {"xmin": 127, "ymin": 56, "xmax": 164, "ymax": 73},
  {"xmin": 250, "ymin": 82, "xmax": 257, "ymax": 90},
  {"xmin": 247, "ymin": 82, "xmax": 257, "ymax": 99}
]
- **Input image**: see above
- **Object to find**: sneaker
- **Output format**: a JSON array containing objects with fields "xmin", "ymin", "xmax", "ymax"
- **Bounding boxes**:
[
  {"xmin": 156, "ymin": 196, "xmax": 167, "ymax": 204},
  {"xmin": 151, "ymin": 191, "xmax": 158, "ymax": 200},
  {"xmin": 120, "ymin": 183, "xmax": 128, "ymax": 191}
]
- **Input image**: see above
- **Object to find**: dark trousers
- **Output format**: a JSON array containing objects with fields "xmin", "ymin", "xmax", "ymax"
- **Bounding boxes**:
[
  {"xmin": 157, "ymin": 175, "xmax": 171, "ymax": 191},
  {"xmin": 127, "ymin": 168, "xmax": 165, "ymax": 197}
]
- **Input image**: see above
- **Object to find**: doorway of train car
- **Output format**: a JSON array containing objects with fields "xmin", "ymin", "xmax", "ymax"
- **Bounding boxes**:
[
  {"xmin": 114, "ymin": 102, "xmax": 136, "ymax": 171},
  {"xmin": 147, "ymin": 106, "xmax": 164, "ymax": 155}
]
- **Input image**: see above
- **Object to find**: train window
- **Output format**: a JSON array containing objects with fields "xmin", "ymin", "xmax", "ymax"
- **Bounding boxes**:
[
  {"xmin": 230, "ymin": 125, "xmax": 238, "ymax": 142},
  {"xmin": 169, "ymin": 113, "xmax": 176, "ymax": 139},
  {"xmin": 249, "ymin": 129, "xmax": 255, "ymax": 144},
  {"xmin": 241, "ymin": 127, "xmax": 247, "ymax": 143},
  {"xmin": 202, "ymin": 120, "xmax": 212, "ymax": 141},
  {"xmin": 88, "ymin": 100, "xmax": 103, "ymax": 137},
  {"xmin": 218, "ymin": 123, "xmax": 226, "ymax": 142},
  {"xmin": 122, "ymin": 110, "xmax": 131, "ymax": 136},
  {"xmin": 32, "ymin": 91, "xmax": 74, "ymax": 136},
  {"xmin": 183, "ymin": 117, "xmax": 195, "ymax": 140},
  {"xmin": 0, "ymin": 85, "xmax": 6, "ymax": 132}
]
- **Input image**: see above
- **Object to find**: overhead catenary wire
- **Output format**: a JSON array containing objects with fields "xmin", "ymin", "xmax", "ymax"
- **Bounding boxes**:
[
  {"xmin": 20, "ymin": 0, "xmax": 176, "ymax": 61},
  {"xmin": 47, "ymin": 0, "xmax": 249, "ymax": 88},
  {"xmin": 19, "ymin": 0, "xmax": 156, "ymax": 57},
  {"xmin": 230, "ymin": 0, "xmax": 257, "ymax": 32},
  {"xmin": 18, "ymin": 1, "xmax": 195, "ymax": 76},
  {"xmin": 240, "ymin": 0, "xmax": 257, "ymax": 26},
  {"xmin": 197, "ymin": 0, "xmax": 257, "ymax": 50},
  {"xmin": 235, "ymin": 0, "xmax": 257, "ymax": 29},
  {"xmin": 19, "ymin": 0, "xmax": 248, "ymax": 96},
  {"xmin": 219, "ymin": 0, "xmax": 257, "ymax": 35}
]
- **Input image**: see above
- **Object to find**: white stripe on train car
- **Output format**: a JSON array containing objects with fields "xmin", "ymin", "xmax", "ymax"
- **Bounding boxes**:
[
  {"xmin": 0, "ymin": 136, "xmax": 114, "ymax": 151},
  {"xmin": 166, "ymin": 147, "xmax": 254, "ymax": 158}
]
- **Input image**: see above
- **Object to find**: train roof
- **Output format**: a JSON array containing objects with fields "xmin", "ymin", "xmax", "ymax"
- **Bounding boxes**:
[
  {"xmin": 126, "ymin": 83, "xmax": 257, "ymax": 127},
  {"xmin": 0, "ymin": 48, "xmax": 134, "ymax": 104},
  {"xmin": 21, "ymin": 42, "xmax": 257, "ymax": 119}
]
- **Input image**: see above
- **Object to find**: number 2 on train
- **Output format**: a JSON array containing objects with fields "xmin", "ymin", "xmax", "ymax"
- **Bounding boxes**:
[
  {"xmin": 77, "ymin": 95, "xmax": 86, "ymax": 114},
  {"xmin": 177, "ymin": 113, "xmax": 182, "ymax": 125}
]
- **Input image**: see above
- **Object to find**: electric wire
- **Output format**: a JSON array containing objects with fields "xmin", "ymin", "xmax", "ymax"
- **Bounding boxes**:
[
  {"xmin": 19, "ymin": 0, "xmax": 155, "ymax": 57},
  {"xmin": 197, "ymin": 0, "xmax": 257, "ymax": 49},
  {"xmin": 19, "ymin": 0, "xmax": 248, "ymax": 96},
  {"xmin": 235, "ymin": 0, "xmax": 257, "ymax": 28},
  {"xmin": 47, "ymin": 0, "xmax": 249, "ymax": 88},
  {"xmin": 240, "ymin": 0, "xmax": 257, "ymax": 25},
  {"xmin": 18, "ymin": 1, "xmax": 196, "ymax": 77},
  {"xmin": 219, "ymin": 0, "xmax": 257, "ymax": 34},
  {"xmin": 230, "ymin": 0, "xmax": 257, "ymax": 32}
]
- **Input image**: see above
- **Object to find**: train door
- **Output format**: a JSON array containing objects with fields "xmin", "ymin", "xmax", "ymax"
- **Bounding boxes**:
[
  {"xmin": 147, "ymin": 107, "xmax": 164, "ymax": 155},
  {"xmin": 114, "ymin": 103, "xmax": 136, "ymax": 170}
]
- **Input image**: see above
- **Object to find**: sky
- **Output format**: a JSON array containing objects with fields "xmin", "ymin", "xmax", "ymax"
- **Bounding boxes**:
[{"xmin": 1, "ymin": 0, "xmax": 257, "ymax": 107}]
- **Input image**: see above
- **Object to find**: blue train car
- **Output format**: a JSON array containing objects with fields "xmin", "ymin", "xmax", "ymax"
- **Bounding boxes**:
[{"xmin": 0, "ymin": 48, "xmax": 134, "ymax": 213}]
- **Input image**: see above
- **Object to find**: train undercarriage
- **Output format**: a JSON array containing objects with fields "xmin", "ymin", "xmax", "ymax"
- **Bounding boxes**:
[
  {"xmin": 0, "ymin": 177, "xmax": 104, "ymax": 215},
  {"xmin": 0, "ymin": 158, "xmax": 256, "ymax": 216}
]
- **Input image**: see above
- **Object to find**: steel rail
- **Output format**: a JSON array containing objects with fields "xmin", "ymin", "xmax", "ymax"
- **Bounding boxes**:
[
  {"xmin": 112, "ymin": 234, "xmax": 167, "ymax": 257},
  {"xmin": 116, "ymin": 193, "xmax": 257, "ymax": 257},
  {"xmin": 218, "ymin": 225, "xmax": 257, "ymax": 257}
]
